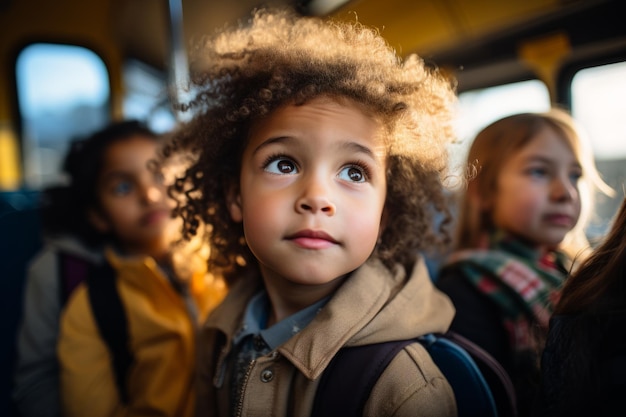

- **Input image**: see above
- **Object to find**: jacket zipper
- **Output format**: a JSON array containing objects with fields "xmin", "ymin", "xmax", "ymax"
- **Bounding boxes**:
[
  {"xmin": 213, "ymin": 345, "xmax": 230, "ymax": 388},
  {"xmin": 235, "ymin": 359, "xmax": 256, "ymax": 417}
]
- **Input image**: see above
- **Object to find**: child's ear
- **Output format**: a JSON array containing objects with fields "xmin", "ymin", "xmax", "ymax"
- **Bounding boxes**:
[
  {"xmin": 87, "ymin": 208, "xmax": 110, "ymax": 233},
  {"xmin": 226, "ymin": 182, "xmax": 243, "ymax": 223}
]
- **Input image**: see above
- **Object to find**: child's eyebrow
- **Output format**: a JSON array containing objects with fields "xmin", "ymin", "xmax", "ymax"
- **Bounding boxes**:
[
  {"xmin": 524, "ymin": 154, "xmax": 582, "ymax": 168},
  {"xmin": 251, "ymin": 136, "xmax": 289, "ymax": 155},
  {"xmin": 252, "ymin": 136, "xmax": 379, "ymax": 161},
  {"xmin": 339, "ymin": 141, "xmax": 378, "ymax": 161},
  {"xmin": 100, "ymin": 170, "xmax": 132, "ymax": 184}
]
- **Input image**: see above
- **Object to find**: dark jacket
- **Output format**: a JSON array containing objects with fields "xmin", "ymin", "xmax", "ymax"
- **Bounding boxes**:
[
  {"xmin": 437, "ymin": 268, "xmax": 524, "ymax": 417},
  {"xmin": 534, "ymin": 313, "xmax": 626, "ymax": 417}
]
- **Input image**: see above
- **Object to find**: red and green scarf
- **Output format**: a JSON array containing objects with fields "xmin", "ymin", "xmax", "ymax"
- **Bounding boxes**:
[{"xmin": 444, "ymin": 231, "xmax": 569, "ymax": 353}]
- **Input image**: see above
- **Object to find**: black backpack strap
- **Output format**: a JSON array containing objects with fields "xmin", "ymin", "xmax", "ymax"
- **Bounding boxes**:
[
  {"xmin": 419, "ymin": 332, "xmax": 498, "ymax": 417},
  {"xmin": 443, "ymin": 331, "xmax": 518, "ymax": 417},
  {"xmin": 311, "ymin": 339, "xmax": 414, "ymax": 417},
  {"xmin": 57, "ymin": 251, "xmax": 92, "ymax": 305},
  {"xmin": 86, "ymin": 259, "xmax": 134, "ymax": 404},
  {"xmin": 312, "ymin": 333, "xmax": 510, "ymax": 417}
]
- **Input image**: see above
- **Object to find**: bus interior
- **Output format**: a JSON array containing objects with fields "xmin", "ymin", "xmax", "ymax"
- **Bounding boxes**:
[{"xmin": 1, "ymin": 0, "xmax": 625, "ymax": 414}]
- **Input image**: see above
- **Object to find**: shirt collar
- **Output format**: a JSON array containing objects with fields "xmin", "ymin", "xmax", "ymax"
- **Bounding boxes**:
[{"xmin": 233, "ymin": 290, "xmax": 330, "ymax": 350}]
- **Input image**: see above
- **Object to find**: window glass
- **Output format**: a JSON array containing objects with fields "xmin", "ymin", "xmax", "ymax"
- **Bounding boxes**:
[
  {"xmin": 16, "ymin": 43, "xmax": 110, "ymax": 188},
  {"xmin": 450, "ymin": 80, "xmax": 551, "ymax": 177},
  {"xmin": 571, "ymin": 61, "xmax": 626, "ymax": 159},
  {"xmin": 122, "ymin": 59, "xmax": 176, "ymax": 133},
  {"xmin": 571, "ymin": 61, "xmax": 626, "ymax": 240}
]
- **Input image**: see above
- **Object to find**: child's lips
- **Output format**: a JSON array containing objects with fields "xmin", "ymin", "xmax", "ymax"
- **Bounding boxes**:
[
  {"xmin": 544, "ymin": 213, "xmax": 573, "ymax": 226},
  {"xmin": 286, "ymin": 230, "xmax": 339, "ymax": 249},
  {"xmin": 142, "ymin": 208, "xmax": 170, "ymax": 225}
]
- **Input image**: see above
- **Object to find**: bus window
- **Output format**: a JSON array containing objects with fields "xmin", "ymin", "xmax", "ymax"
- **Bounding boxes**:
[
  {"xmin": 450, "ymin": 79, "xmax": 551, "ymax": 175},
  {"xmin": 571, "ymin": 61, "xmax": 626, "ymax": 239},
  {"xmin": 16, "ymin": 43, "xmax": 110, "ymax": 189},
  {"xmin": 123, "ymin": 59, "xmax": 176, "ymax": 134},
  {"xmin": 571, "ymin": 62, "xmax": 626, "ymax": 159}
]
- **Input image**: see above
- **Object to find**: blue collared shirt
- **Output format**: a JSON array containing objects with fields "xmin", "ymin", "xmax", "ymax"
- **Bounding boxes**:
[{"xmin": 228, "ymin": 290, "xmax": 330, "ymax": 412}]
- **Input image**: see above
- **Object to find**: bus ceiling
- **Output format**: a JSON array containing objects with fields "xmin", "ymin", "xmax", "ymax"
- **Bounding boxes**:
[
  {"xmin": 0, "ymin": 0, "xmax": 624, "ymax": 191},
  {"xmin": 1, "ymin": 0, "xmax": 623, "ymax": 107}
]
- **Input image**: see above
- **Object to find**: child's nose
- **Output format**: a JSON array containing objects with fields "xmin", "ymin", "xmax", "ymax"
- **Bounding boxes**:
[
  {"xmin": 551, "ymin": 175, "xmax": 577, "ymax": 202},
  {"xmin": 141, "ymin": 184, "xmax": 164, "ymax": 204},
  {"xmin": 295, "ymin": 176, "xmax": 336, "ymax": 215}
]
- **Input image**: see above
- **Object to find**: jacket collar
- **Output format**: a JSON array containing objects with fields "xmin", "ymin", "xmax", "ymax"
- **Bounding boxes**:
[{"xmin": 203, "ymin": 256, "xmax": 454, "ymax": 380}]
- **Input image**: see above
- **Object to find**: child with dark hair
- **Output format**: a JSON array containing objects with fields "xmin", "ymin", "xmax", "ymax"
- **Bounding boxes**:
[
  {"xmin": 162, "ymin": 8, "xmax": 458, "ymax": 417},
  {"xmin": 535, "ymin": 196, "xmax": 626, "ymax": 416},
  {"xmin": 40, "ymin": 121, "xmax": 162, "ymax": 245},
  {"xmin": 13, "ymin": 120, "xmax": 225, "ymax": 417},
  {"xmin": 13, "ymin": 120, "xmax": 155, "ymax": 417}
]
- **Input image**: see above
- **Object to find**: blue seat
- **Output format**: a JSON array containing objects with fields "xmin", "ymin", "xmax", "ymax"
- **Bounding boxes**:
[{"xmin": 0, "ymin": 205, "xmax": 43, "ymax": 417}]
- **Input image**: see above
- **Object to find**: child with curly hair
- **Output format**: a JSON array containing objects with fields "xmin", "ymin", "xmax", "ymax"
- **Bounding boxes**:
[
  {"xmin": 20, "ymin": 120, "xmax": 226, "ymax": 417},
  {"xmin": 163, "ymin": 8, "xmax": 458, "ymax": 417}
]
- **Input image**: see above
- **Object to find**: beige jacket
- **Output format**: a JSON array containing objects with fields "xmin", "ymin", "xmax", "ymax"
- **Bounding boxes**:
[{"xmin": 196, "ymin": 256, "xmax": 457, "ymax": 417}]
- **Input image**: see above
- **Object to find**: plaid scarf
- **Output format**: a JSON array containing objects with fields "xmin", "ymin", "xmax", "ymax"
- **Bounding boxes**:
[{"xmin": 443, "ymin": 231, "xmax": 569, "ymax": 353}]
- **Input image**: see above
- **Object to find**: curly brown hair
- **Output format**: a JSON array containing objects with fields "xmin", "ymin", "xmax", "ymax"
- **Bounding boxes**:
[{"xmin": 162, "ymin": 8, "xmax": 458, "ymax": 281}]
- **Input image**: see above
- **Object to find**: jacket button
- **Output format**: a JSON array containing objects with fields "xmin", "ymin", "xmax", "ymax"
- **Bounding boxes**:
[{"xmin": 260, "ymin": 369, "xmax": 274, "ymax": 383}]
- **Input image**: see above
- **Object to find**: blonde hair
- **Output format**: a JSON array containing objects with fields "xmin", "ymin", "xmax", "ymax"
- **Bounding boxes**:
[{"xmin": 454, "ymin": 108, "xmax": 613, "ymax": 261}]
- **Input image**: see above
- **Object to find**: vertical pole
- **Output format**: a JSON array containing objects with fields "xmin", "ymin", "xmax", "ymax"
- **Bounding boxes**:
[{"xmin": 166, "ymin": 0, "xmax": 192, "ymax": 122}]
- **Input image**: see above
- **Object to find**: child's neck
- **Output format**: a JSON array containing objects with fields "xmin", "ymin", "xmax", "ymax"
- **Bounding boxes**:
[
  {"xmin": 117, "ymin": 239, "xmax": 170, "ymax": 263},
  {"xmin": 262, "ymin": 272, "xmax": 347, "ymax": 326},
  {"xmin": 494, "ymin": 229, "xmax": 558, "ymax": 257}
]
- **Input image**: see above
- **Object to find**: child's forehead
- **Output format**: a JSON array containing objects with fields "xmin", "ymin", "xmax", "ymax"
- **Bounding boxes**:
[
  {"xmin": 101, "ymin": 137, "xmax": 158, "ymax": 172},
  {"xmin": 252, "ymin": 95, "xmax": 386, "ymax": 135},
  {"xmin": 248, "ymin": 95, "xmax": 385, "ymax": 137},
  {"xmin": 272, "ymin": 94, "xmax": 377, "ymax": 117},
  {"xmin": 524, "ymin": 124, "xmax": 578, "ymax": 156}
]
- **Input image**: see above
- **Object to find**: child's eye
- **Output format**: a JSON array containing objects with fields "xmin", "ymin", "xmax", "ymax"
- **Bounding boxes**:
[
  {"xmin": 527, "ymin": 167, "xmax": 548, "ymax": 178},
  {"xmin": 338, "ymin": 165, "xmax": 367, "ymax": 183},
  {"xmin": 569, "ymin": 170, "xmax": 582, "ymax": 183},
  {"xmin": 265, "ymin": 157, "xmax": 298, "ymax": 175},
  {"xmin": 113, "ymin": 181, "xmax": 133, "ymax": 196}
]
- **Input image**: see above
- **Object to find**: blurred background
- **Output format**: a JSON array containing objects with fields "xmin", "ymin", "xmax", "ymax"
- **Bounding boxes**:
[{"xmin": 1, "ymin": 0, "xmax": 625, "ymax": 412}]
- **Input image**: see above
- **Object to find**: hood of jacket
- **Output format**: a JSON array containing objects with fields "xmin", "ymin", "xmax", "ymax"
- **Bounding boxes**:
[
  {"xmin": 40, "ymin": 234, "xmax": 103, "ymax": 263},
  {"xmin": 204, "ymin": 255, "xmax": 455, "ymax": 380}
]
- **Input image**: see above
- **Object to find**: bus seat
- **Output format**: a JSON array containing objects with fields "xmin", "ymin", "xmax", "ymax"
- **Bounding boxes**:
[
  {"xmin": 0, "ymin": 189, "xmax": 41, "ymax": 216},
  {"xmin": 0, "ymin": 206, "xmax": 43, "ymax": 417}
]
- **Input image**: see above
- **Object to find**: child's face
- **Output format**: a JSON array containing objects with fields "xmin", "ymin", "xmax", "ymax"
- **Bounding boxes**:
[
  {"xmin": 488, "ymin": 127, "xmax": 582, "ymax": 251},
  {"xmin": 229, "ymin": 96, "xmax": 387, "ymax": 290},
  {"xmin": 90, "ymin": 135, "xmax": 173, "ymax": 257}
]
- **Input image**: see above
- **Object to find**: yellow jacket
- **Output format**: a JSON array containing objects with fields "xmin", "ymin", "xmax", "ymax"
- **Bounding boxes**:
[{"xmin": 58, "ymin": 249, "xmax": 225, "ymax": 417}]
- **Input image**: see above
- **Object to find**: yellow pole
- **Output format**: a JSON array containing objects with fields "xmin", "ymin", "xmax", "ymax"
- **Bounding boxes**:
[{"xmin": 518, "ymin": 31, "xmax": 571, "ymax": 103}]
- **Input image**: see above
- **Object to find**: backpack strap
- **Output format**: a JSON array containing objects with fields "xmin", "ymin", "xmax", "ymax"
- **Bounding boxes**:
[
  {"xmin": 420, "ymin": 333, "xmax": 498, "ymax": 417},
  {"xmin": 311, "ymin": 339, "xmax": 414, "ymax": 417},
  {"xmin": 443, "ymin": 331, "xmax": 518, "ymax": 417},
  {"xmin": 86, "ymin": 259, "xmax": 134, "ymax": 404},
  {"xmin": 57, "ymin": 251, "xmax": 92, "ymax": 305},
  {"xmin": 312, "ymin": 333, "xmax": 507, "ymax": 417}
]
